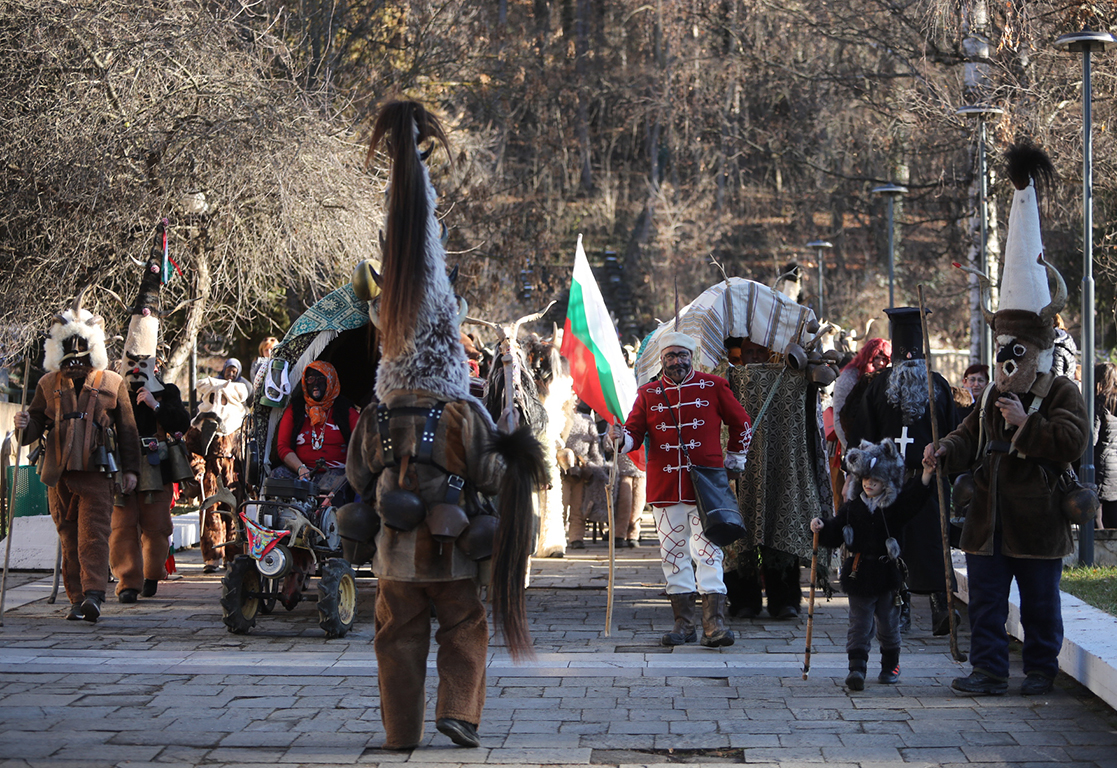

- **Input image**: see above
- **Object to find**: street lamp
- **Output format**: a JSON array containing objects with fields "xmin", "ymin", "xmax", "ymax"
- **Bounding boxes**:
[
  {"xmin": 872, "ymin": 184, "xmax": 908, "ymax": 308},
  {"xmin": 807, "ymin": 240, "xmax": 833, "ymax": 317},
  {"xmin": 1054, "ymin": 28, "xmax": 1116, "ymax": 565},
  {"xmin": 956, "ymin": 105, "xmax": 1003, "ymax": 371}
]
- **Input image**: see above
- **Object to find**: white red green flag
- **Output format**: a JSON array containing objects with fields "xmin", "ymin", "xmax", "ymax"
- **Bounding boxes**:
[{"xmin": 560, "ymin": 235, "xmax": 645, "ymax": 469}]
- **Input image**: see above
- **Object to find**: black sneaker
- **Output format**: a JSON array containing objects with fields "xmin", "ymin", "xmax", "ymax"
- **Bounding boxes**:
[
  {"xmin": 65, "ymin": 603, "xmax": 82, "ymax": 621},
  {"xmin": 436, "ymin": 718, "xmax": 480, "ymax": 748},
  {"xmin": 118, "ymin": 589, "xmax": 139, "ymax": 604},
  {"xmin": 568, "ymin": 540, "xmax": 585, "ymax": 550},
  {"xmin": 79, "ymin": 593, "xmax": 103, "ymax": 623},
  {"xmin": 1021, "ymin": 672, "xmax": 1054, "ymax": 696},
  {"xmin": 141, "ymin": 579, "xmax": 158, "ymax": 598},
  {"xmin": 845, "ymin": 670, "xmax": 866, "ymax": 691},
  {"xmin": 202, "ymin": 563, "xmax": 220, "ymax": 574},
  {"xmin": 951, "ymin": 671, "xmax": 1008, "ymax": 695},
  {"xmin": 878, "ymin": 665, "xmax": 900, "ymax": 684}
]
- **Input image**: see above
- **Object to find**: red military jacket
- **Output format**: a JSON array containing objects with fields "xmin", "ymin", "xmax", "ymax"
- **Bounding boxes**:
[{"xmin": 620, "ymin": 370, "xmax": 752, "ymax": 506}]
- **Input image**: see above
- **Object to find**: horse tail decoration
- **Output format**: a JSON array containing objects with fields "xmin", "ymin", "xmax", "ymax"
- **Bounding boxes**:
[
  {"xmin": 488, "ymin": 426, "xmax": 547, "ymax": 661},
  {"xmin": 368, "ymin": 101, "xmax": 451, "ymax": 362}
]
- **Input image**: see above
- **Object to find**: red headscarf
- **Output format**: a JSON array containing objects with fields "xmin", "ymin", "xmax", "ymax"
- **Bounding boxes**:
[
  {"xmin": 842, "ymin": 338, "xmax": 892, "ymax": 375},
  {"xmin": 302, "ymin": 360, "xmax": 341, "ymax": 428}
]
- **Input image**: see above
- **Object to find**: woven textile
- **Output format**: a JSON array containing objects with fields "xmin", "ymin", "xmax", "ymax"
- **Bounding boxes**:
[
  {"xmin": 728, "ymin": 364, "xmax": 830, "ymax": 561},
  {"xmin": 635, "ymin": 278, "xmax": 815, "ymax": 385}
]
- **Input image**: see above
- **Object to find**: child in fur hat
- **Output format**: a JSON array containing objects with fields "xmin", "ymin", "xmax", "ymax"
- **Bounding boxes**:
[{"xmin": 811, "ymin": 438, "xmax": 935, "ymax": 690}]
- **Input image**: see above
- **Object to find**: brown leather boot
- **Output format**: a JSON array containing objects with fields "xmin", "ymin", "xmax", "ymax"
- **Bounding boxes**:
[
  {"xmin": 660, "ymin": 592, "xmax": 698, "ymax": 646},
  {"xmin": 700, "ymin": 593, "xmax": 735, "ymax": 647}
]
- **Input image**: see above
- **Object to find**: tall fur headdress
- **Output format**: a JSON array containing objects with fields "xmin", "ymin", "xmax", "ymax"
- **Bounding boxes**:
[
  {"xmin": 367, "ymin": 101, "xmax": 470, "ymax": 402},
  {"xmin": 119, "ymin": 221, "xmax": 166, "ymax": 393}
]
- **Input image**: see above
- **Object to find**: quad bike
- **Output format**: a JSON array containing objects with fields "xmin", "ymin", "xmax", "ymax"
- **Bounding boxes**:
[{"xmin": 214, "ymin": 475, "xmax": 357, "ymax": 638}]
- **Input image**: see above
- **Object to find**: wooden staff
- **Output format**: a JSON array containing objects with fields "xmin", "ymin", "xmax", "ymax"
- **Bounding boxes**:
[
  {"xmin": 802, "ymin": 528, "xmax": 820, "ymax": 679},
  {"xmin": 0, "ymin": 355, "xmax": 33, "ymax": 626},
  {"xmin": 603, "ymin": 434, "xmax": 620, "ymax": 637},
  {"xmin": 917, "ymin": 286, "xmax": 967, "ymax": 663}
]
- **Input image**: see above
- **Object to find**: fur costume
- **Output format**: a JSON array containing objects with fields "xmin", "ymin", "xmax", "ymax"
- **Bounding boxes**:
[
  {"xmin": 21, "ymin": 293, "xmax": 141, "ymax": 615},
  {"xmin": 937, "ymin": 142, "xmax": 1089, "ymax": 686},
  {"xmin": 111, "ymin": 228, "xmax": 191, "ymax": 599},
  {"xmin": 345, "ymin": 101, "xmax": 544, "ymax": 750}
]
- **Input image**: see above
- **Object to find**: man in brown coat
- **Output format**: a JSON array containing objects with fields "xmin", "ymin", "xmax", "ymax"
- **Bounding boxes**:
[{"xmin": 16, "ymin": 294, "xmax": 140, "ymax": 622}]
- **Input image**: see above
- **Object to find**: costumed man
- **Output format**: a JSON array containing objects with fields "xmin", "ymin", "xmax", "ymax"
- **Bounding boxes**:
[
  {"xmin": 846, "ymin": 307, "xmax": 958, "ymax": 634},
  {"xmin": 724, "ymin": 337, "xmax": 835, "ymax": 620},
  {"xmin": 926, "ymin": 143, "xmax": 1088, "ymax": 696},
  {"xmin": 185, "ymin": 358, "xmax": 251, "ymax": 573},
  {"xmin": 15, "ymin": 292, "xmax": 140, "ymax": 621},
  {"xmin": 110, "ymin": 241, "xmax": 191, "ymax": 602},
  {"xmin": 561, "ymin": 401, "xmax": 610, "ymax": 549},
  {"xmin": 344, "ymin": 101, "xmax": 544, "ymax": 751},
  {"xmin": 607, "ymin": 330, "xmax": 752, "ymax": 647}
]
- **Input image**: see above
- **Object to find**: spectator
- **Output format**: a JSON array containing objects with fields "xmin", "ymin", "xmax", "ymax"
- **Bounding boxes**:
[
  {"xmin": 250, "ymin": 336, "xmax": 278, "ymax": 383},
  {"xmin": 1095, "ymin": 362, "xmax": 1117, "ymax": 529},
  {"xmin": 957, "ymin": 364, "xmax": 990, "ymax": 422}
]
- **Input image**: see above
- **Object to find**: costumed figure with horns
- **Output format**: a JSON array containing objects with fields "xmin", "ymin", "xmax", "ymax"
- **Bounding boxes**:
[
  {"xmin": 110, "ymin": 223, "xmax": 192, "ymax": 602},
  {"xmin": 927, "ymin": 143, "xmax": 1088, "ymax": 697},
  {"xmin": 345, "ymin": 101, "xmax": 545, "ymax": 751},
  {"xmin": 608, "ymin": 330, "xmax": 753, "ymax": 648},
  {"xmin": 15, "ymin": 291, "xmax": 141, "ymax": 621},
  {"xmin": 846, "ymin": 307, "xmax": 958, "ymax": 634},
  {"xmin": 184, "ymin": 357, "xmax": 251, "ymax": 573}
]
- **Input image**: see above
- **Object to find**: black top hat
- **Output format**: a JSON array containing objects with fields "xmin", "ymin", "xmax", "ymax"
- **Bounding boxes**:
[{"xmin": 884, "ymin": 307, "xmax": 928, "ymax": 361}]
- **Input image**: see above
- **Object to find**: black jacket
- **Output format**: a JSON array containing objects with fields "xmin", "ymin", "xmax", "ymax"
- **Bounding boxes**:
[
  {"xmin": 816, "ymin": 476, "xmax": 932, "ymax": 597},
  {"xmin": 1095, "ymin": 405, "xmax": 1117, "ymax": 502}
]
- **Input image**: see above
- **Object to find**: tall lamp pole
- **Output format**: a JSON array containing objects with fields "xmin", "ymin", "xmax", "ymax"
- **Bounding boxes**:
[
  {"xmin": 1054, "ymin": 28, "xmax": 1115, "ymax": 566},
  {"xmin": 872, "ymin": 184, "xmax": 908, "ymax": 308},
  {"xmin": 956, "ymin": 105, "xmax": 1003, "ymax": 370},
  {"xmin": 807, "ymin": 240, "xmax": 833, "ymax": 318}
]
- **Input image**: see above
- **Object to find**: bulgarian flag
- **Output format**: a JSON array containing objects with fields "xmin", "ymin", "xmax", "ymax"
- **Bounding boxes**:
[{"xmin": 561, "ymin": 235, "xmax": 645, "ymax": 469}]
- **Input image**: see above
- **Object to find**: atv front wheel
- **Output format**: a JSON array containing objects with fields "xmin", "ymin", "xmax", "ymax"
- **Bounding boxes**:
[
  {"xmin": 317, "ymin": 558, "xmax": 357, "ymax": 638},
  {"xmin": 220, "ymin": 555, "xmax": 260, "ymax": 634}
]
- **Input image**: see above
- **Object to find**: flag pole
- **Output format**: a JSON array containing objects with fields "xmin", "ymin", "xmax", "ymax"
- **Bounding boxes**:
[{"xmin": 603, "ymin": 433, "xmax": 620, "ymax": 637}]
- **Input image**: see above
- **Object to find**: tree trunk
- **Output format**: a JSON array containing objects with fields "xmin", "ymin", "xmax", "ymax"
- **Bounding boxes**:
[{"xmin": 164, "ymin": 246, "xmax": 211, "ymax": 387}]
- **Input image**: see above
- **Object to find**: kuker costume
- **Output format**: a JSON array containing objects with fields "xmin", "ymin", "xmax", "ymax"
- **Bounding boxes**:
[
  {"xmin": 344, "ymin": 101, "xmax": 544, "ymax": 751},
  {"xmin": 20, "ymin": 292, "xmax": 140, "ymax": 621},
  {"xmin": 617, "ymin": 330, "xmax": 753, "ymax": 647},
  {"xmin": 111, "ymin": 225, "xmax": 191, "ymax": 601},
  {"xmin": 936, "ymin": 143, "xmax": 1088, "ymax": 696}
]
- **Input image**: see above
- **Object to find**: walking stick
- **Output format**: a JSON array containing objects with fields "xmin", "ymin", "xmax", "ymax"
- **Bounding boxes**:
[
  {"xmin": 603, "ymin": 434, "xmax": 620, "ymax": 637},
  {"xmin": 48, "ymin": 541, "xmax": 61, "ymax": 604},
  {"xmin": 802, "ymin": 528, "xmax": 819, "ymax": 679},
  {"xmin": 917, "ymin": 286, "xmax": 967, "ymax": 663},
  {"xmin": 0, "ymin": 355, "xmax": 32, "ymax": 625}
]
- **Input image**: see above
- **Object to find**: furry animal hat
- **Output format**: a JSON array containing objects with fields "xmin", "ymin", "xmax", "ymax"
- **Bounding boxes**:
[
  {"xmin": 44, "ymin": 289, "xmax": 109, "ymax": 374},
  {"xmin": 845, "ymin": 438, "xmax": 905, "ymax": 508},
  {"xmin": 120, "ymin": 222, "xmax": 167, "ymax": 393}
]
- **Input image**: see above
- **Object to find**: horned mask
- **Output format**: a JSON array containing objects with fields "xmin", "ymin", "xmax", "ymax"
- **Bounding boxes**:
[{"xmin": 44, "ymin": 289, "xmax": 109, "ymax": 376}]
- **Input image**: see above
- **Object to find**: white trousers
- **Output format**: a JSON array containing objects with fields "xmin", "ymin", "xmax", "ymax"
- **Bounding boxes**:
[{"xmin": 652, "ymin": 502, "xmax": 726, "ymax": 595}]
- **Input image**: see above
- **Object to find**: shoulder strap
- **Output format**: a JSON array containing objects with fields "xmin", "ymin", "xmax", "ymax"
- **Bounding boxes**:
[{"xmin": 375, "ymin": 402, "xmax": 447, "ymax": 467}]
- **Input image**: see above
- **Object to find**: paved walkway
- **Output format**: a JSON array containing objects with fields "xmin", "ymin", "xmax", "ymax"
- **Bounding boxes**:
[{"xmin": 2, "ymin": 544, "xmax": 1116, "ymax": 767}]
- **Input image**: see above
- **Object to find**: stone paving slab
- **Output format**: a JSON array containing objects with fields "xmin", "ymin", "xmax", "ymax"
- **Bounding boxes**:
[{"xmin": 2, "ymin": 545, "xmax": 1117, "ymax": 766}]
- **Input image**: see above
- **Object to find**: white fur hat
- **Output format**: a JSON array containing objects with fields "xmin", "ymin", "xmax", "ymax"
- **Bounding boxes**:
[{"xmin": 659, "ymin": 331, "xmax": 697, "ymax": 353}]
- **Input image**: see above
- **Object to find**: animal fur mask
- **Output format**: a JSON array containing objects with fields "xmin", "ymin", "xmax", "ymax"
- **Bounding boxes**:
[
  {"xmin": 44, "ymin": 290, "xmax": 109, "ymax": 374},
  {"xmin": 845, "ymin": 438, "xmax": 905, "ymax": 509}
]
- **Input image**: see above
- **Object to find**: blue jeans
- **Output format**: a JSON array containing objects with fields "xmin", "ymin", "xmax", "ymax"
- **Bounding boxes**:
[
  {"xmin": 846, "ymin": 591, "xmax": 901, "ymax": 660},
  {"xmin": 965, "ymin": 539, "xmax": 1063, "ymax": 680}
]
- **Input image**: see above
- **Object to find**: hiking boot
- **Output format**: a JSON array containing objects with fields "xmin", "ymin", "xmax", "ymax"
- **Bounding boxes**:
[
  {"xmin": 879, "ymin": 648, "xmax": 900, "ymax": 684},
  {"xmin": 952, "ymin": 671, "xmax": 1008, "ymax": 695},
  {"xmin": 846, "ymin": 653, "xmax": 868, "ymax": 691},
  {"xmin": 141, "ymin": 579, "xmax": 158, "ymax": 598},
  {"xmin": 700, "ymin": 593, "xmax": 734, "ymax": 647},
  {"xmin": 661, "ymin": 592, "xmax": 698, "ymax": 646},
  {"xmin": 1021, "ymin": 672, "xmax": 1054, "ymax": 696},
  {"xmin": 436, "ymin": 718, "xmax": 480, "ymax": 748}
]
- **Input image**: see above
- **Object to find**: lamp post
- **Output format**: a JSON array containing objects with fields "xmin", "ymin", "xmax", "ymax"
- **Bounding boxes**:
[
  {"xmin": 807, "ymin": 240, "xmax": 833, "ymax": 318},
  {"xmin": 872, "ymin": 184, "xmax": 908, "ymax": 308},
  {"xmin": 1054, "ymin": 28, "xmax": 1115, "ymax": 566},
  {"xmin": 956, "ymin": 105, "xmax": 1003, "ymax": 370}
]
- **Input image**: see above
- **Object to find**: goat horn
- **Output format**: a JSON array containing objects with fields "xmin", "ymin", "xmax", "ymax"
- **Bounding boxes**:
[
  {"xmin": 1037, "ymin": 255, "xmax": 1067, "ymax": 324},
  {"xmin": 952, "ymin": 262, "xmax": 995, "ymax": 328}
]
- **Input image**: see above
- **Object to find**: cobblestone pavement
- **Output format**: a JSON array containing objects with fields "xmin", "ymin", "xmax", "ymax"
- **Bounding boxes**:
[{"xmin": 2, "ymin": 542, "xmax": 1116, "ymax": 767}]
